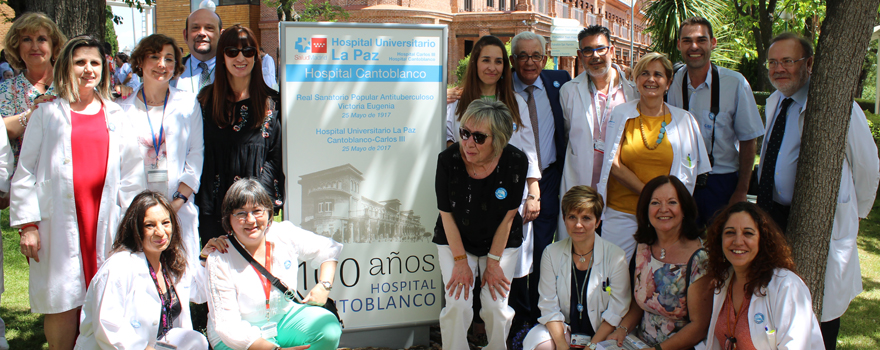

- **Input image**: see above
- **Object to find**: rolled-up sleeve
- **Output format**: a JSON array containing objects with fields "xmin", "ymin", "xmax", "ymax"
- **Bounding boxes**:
[{"xmin": 276, "ymin": 221, "xmax": 342, "ymax": 269}]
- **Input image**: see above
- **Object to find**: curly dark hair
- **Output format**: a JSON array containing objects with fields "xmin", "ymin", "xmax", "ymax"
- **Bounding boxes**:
[
  {"xmin": 705, "ymin": 202, "xmax": 796, "ymax": 296},
  {"xmin": 111, "ymin": 191, "xmax": 188, "ymax": 284},
  {"xmin": 634, "ymin": 175, "xmax": 700, "ymax": 245}
]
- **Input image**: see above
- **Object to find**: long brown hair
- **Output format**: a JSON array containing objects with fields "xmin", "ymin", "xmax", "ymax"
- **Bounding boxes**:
[
  {"xmin": 634, "ymin": 175, "xmax": 701, "ymax": 245},
  {"xmin": 706, "ymin": 202, "xmax": 796, "ymax": 297},
  {"xmin": 198, "ymin": 25, "xmax": 272, "ymax": 129},
  {"xmin": 455, "ymin": 35, "xmax": 522, "ymax": 127},
  {"xmin": 54, "ymin": 35, "xmax": 112, "ymax": 103},
  {"xmin": 112, "ymin": 191, "xmax": 187, "ymax": 284}
]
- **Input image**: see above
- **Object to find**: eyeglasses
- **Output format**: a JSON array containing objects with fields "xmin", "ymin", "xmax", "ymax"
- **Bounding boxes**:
[
  {"xmin": 766, "ymin": 57, "xmax": 807, "ymax": 69},
  {"xmin": 580, "ymin": 46, "xmax": 610, "ymax": 56},
  {"xmin": 224, "ymin": 46, "xmax": 257, "ymax": 58},
  {"xmin": 513, "ymin": 54, "xmax": 545, "ymax": 62},
  {"xmin": 460, "ymin": 128, "xmax": 491, "ymax": 145},
  {"xmin": 233, "ymin": 208, "xmax": 266, "ymax": 221}
]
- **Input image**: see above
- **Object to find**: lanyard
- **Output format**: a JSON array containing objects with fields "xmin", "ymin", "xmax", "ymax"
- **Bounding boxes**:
[
  {"xmin": 588, "ymin": 77, "xmax": 623, "ymax": 140},
  {"xmin": 141, "ymin": 88, "xmax": 169, "ymax": 164},
  {"xmin": 147, "ymin": 261, "xmax": 178, "ymax": 339},
  {"xmin": 251, "ymin": 240, "xmax": 274, "ymax": 319}
]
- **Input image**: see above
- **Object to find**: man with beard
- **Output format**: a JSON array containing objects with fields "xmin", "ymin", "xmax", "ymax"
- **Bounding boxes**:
[
  {"xmin": 172, "ymin": 8, "xmax": 222, "ymax": 93},
  {"xmin": 559, "ymin": 25, "xmax": 636, "ymax": 225},
  {"xmin": 505, "ymin": 31, "xmax": 571, "ymax": 331},
  {"xmin": 666, "ymin": 17, "xmax": 764, "ymax": 227},
  {"xmin": 757, "ymin": 32, "xmax": 879, "ymax": 350}
]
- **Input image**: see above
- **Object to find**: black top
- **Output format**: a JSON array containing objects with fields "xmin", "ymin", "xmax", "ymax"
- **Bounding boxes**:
[
  {"xmin": 433, "ymin": 143, "xmax": 527, "ymax": 256},
  {"xmin": 196, "ymin": 88, "xmax": 284, "ymax": 217},
  {"xmin": 569, "ymin": 265, "xmax": 595, "ymax": 336}
]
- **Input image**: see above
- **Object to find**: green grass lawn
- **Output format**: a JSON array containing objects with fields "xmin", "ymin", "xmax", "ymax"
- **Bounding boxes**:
[{"xmin": 1, "ymin": 202, "xmax": 879, "ymax": 349}]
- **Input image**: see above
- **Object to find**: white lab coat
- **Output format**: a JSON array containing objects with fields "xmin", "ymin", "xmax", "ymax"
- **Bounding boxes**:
[
  {"xmin": 0, "ymin": 120, "xmax": 14, "ymax": 295},
  {"xmin": 596, "ymin": 100, "xmax": 712, "ymax": 200},
  {"xmin": 118, "ymin": 86, "xmax": 205, "ymax": 269},
  {"xmin": 758, "ymin": 93, "xmax": 880, "ymax": 322},
  {"xmin": 704, "ymin": 268, "xmax": 824, "ymax": 350},
  {"xmin": 558, "ymin": 66, "xmax": 637, "ymax": 239},
  {"xmin": 9, "ymin": 97, "xmax": 145, "ymax": 314},
  {"xmin": 523, "ymin": 235, "xmax": 630, "ymax": 349},
  {"xmin": 446, "ymin": 94, "xmax": 539, "ymax": 277},
  {"xmin": 206, "ymin": 221, "xmax": 342, "ymax": 349},
  {"xmin": 75, "ymin": 251, "xmax": 207, "ymax": 350}
]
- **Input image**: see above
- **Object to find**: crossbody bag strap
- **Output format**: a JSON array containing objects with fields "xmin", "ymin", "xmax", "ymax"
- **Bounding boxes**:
[
  {"xmin": 681, "ymin": 64, "xmax": 720, "ymax": 167},
  {"xmin": 228, "ymin": 234, "xmax": 304, "ymax": 302}
]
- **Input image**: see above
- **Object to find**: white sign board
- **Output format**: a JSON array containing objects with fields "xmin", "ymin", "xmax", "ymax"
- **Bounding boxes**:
[{"xmin": 280, "ymin": 22, "xmax": 446, "ymax": 330}]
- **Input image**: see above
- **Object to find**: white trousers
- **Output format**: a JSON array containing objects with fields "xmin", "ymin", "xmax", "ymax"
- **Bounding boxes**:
[
  {"xmin": 437, "ymin": 245, "xmax": 521, "ymax": 350},
  {"xmin": 161, "ymin": 328, "xmax": 209, "ymax": 350},
  {"xmin": 602, "ymin": 208, "xmax": 637, "ymax": 262},
  {"xmin": 523, "ymin": 323, "xmax": 572, "ymax": 350}
]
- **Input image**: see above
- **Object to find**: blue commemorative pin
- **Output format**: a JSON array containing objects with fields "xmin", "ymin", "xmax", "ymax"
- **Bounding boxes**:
[
  {"xmin": 709, "ymin": 112, "xmax": 716, "ymax": 121},
  {"xmin": 131, "ymin": 318, "xmax": 141, "ymax": 328},
  {"xmin": 284, "ymin": 260, "xmax": 292, "ymax": 269},
  {"xmin": 512, "ymin": 123, "xmax": 518, "ymax": 131},
  {"xmin": 495, "ymin": 187, "xmax": 507, "ymax": 200},
  {"xmin": 108, "ymin": 123, "xmax": 116, "ymax": 131},
  {"xmin": 553, "ymin": 81, "xmax": 560, "ymax": 88},
  {"xmin": 754, "ymin": 312, "xmax": 765, "ymax": 324}
]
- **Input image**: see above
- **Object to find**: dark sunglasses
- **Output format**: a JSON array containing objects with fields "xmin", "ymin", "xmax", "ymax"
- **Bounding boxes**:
[
  {"xmin": 460, "ymin": 128, "xmax": 490, "ymax": 145},
  {"xmin": 224, "ymin": 46, "xmax": 257, "ymax": 58}
]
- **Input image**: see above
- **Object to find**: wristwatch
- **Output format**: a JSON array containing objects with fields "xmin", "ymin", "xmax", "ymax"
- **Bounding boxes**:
[
  {"xmin": 172, "ymin": 191, "xmax": 188, "ymax": 203},
  {"xmin": 321, "ymin": 280, "xmax": 333, "ymax": 291}
]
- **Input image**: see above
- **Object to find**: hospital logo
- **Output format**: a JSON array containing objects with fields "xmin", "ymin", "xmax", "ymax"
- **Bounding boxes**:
[
  {"xmin": 312, "ymin": 37, "xmax": 327, "ymax": 53},
  {"xmin": 295, "ymin": 37, "xmax": 310, "ymax": 53}
]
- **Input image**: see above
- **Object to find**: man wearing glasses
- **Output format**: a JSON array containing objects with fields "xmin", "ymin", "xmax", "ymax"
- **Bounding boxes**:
[
  {"xmin": 559, "ymin": 25, "xmax": 636, "ymax": 225},
  {"xmin": 666, "ymin": 17, "xmax": 764, "ymax": 228},
  {"xmin": 757, "ymin": 32, "xmax": 879, "ymax": 350},
  {"xmin": 505, "ymin": 31, "xmax": 571, "ymax": 331}
]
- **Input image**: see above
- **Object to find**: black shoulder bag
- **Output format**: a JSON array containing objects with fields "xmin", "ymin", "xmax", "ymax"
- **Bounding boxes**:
[
  {"xmin": 227, "ymin": 234, "xmax": 343, "ymax": 327},
  {"xmin": 681, "ymin": 64, "xmax": 720, "ymax": 188}
]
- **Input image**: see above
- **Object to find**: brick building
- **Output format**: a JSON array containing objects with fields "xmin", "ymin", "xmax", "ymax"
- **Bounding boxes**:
[{"xmin": 155, "ymin": 0, "xmax": 651, "ymax": 84}]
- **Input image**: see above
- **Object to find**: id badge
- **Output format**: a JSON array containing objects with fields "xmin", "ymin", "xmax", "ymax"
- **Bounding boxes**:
[
  {"xmin": 593, "ymin": 140, "xmax": 605, "ymax": 153},
  {"xmin": 155, "ymin": 342, "xmax": 177, "ymax": 350},
  {"xmin": 260, "ymin": 322, "xmax": 278, "ymax": 339},
  {"xmin": 147, "ymin": 169, "xmax": 169, "ymax": 183},
  {"xmin": 570, "ymin": 333, "xmax": 591, "ymax": 348}
]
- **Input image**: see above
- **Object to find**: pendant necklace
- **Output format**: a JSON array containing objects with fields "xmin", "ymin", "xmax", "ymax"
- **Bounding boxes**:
[
  {"xmin": 572, "ymin": 247, "xmax": 593, "ymax": 263},
  {"xmin": 658, "ymin": 237, "xmax": 681, "ymax": 260},
  {"xmin": 572, "ymin": 250, "xmax": 593, "ymax": 318}
]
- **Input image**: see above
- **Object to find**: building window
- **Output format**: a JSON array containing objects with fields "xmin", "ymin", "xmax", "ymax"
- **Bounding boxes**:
[
  {"xmin": 487, "ymin": 0, "xmax": 493, "ymax": 8},
  {"xmin": 500, "ymin": 0, "xmax": 506, "ymax": 11},
  {"xmin": 465, "ymin": 0, "xmax": 473, "ymax": 11},
  {"xmin": 320, "ymin": 202, "xmax": 334, "ymax": 213}
]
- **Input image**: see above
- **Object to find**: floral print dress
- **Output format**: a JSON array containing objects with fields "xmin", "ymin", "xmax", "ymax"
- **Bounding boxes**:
[
  {"xmin": 632, "ymin": 242, "xmax": 708, "ymax": 346},
  {"xmin": 0, "ymin": 73, "xmax": 57, "ymax": 164}
]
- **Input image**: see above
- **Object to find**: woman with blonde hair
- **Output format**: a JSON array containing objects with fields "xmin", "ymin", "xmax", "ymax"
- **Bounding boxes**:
[{"xmin": 10, "ymin": 35, "xmax": 144, "ymax": 350}]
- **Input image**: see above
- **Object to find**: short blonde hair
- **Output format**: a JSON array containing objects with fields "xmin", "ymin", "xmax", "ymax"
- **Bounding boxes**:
[
  {"xmin": 561, "ymin": 185, "xmax": 604, "ymax": 219},
  {"xmin": 54, "ymin": 36, "xmax": 111, "ymax": 102},
  {"xmin": 459, "ymin": 99, "xmax": 514, "ymax": 158},
  {"xmin": 633, "ymin": 52, "xmax": 673, "ymax": 82},
  {"xmin": 3, "ymin": 12, "xmax": 67, "ymax": 71}
]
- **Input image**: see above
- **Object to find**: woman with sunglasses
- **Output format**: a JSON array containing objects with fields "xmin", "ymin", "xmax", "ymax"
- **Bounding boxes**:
[
  {"xmin": 435, "ymin": 99, "xmax": 528, "ymax": 349},
  {"xmin": 10, "ymin": 35, "xmax": 144, "ymax": 350},
  {"xmin": 117, "ymin": 33, "xmax": 204, "ymax": 269},
  {"xmin": 703, "ymin": 202, "xmax": 823, "ymax": 349},
  {"xmin": 196, "ymin": 25, "xmax": 283, "ymax": 245},
  {"xmin": 207, "ymin": 178, "xmax": 342, "ymax": 350}
]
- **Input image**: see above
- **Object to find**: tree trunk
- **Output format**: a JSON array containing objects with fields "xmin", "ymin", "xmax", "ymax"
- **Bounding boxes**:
[
  {"xmin": 788, "ymin": 0, "xmax": 880, "ymax": 317},
  {"xmin": 10, "ymin": 0, "xmax": 105, "ymax": 41}
]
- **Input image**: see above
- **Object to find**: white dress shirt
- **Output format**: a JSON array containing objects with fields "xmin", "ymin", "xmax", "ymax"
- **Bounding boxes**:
[
  {"xmin": 514, "ymin": 73, "xmax": 556, "ymax": 170},
  {"xmin": 667, "ymin": 65, "xmax": 764, "ymax": 174}
]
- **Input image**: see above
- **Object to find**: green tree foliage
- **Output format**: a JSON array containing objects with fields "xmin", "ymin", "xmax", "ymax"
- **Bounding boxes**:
[
  {"xmin": 642, "ymin": 0, "xmax": 726, "ymax": 64},
  {"xmin": 264, "ymin": 0, "xmax": 349, "ymax": 22},
  {"xmin": 105, "ymin": 6, "xmax": 119, "ymax": 55}
]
